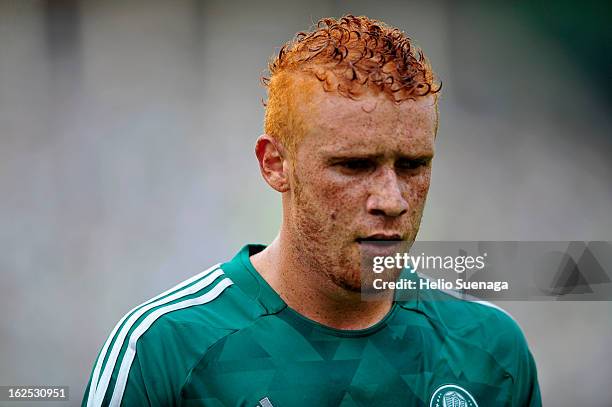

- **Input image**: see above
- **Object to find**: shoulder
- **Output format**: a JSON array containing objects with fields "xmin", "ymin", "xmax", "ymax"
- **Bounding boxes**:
[
  {"xmin": 397, "ymin": 282, "xmax": 541, "ymax": 404},
  {"xmin": 135, "ymin": 262, "xmax": 262, "ymax": 344},
  {"xmin": 85, "ymin": 262, "xmax": 263, "ymax": 407},
  {"xmin": 413, "ymin": 284, "xmax": 532, "ymax": 362},
  {"xmin": 106, "ymin": 261, "xmax": 265, "ymax": 367}
]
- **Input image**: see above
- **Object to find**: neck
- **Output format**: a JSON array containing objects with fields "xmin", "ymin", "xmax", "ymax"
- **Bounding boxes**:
[{"xmin": 250, "ymin": 231, "xmax": 394, "ymax": 330}]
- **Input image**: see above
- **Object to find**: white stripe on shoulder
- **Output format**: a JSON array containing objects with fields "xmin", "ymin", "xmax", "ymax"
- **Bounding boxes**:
[
  {"xmin": 87, "ymin": 263, "xmax": 222, "ymax": 407},
  {"xmin": 88, "ymin": 263, "xmax": 221, "ymax": 403},
  {"xmin": 471, "ymin": 299, "xmax": 515, "ymax": 320},
  {"xmin": 108, "ymin": 278, "xmax": 233, "ymax": 407},
  {"xmin": 418, "ymin": 273, "xmax": 516, "ymax": 322}
]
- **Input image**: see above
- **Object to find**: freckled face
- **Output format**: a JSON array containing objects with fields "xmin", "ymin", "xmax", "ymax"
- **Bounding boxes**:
[{"xmin": 286, "ymin": 87, "xmax": 437, "ymax": 292}]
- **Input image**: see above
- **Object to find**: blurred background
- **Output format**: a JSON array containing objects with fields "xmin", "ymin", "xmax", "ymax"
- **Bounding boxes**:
[{"xmin": 1, "ymin": 0, "xmax": 611, "ymax": 405}]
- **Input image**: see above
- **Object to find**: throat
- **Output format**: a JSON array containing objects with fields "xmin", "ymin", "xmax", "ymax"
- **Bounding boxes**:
[{"xmin": 250, "ymin": 240, "xmax": 394, "ymax": 331}]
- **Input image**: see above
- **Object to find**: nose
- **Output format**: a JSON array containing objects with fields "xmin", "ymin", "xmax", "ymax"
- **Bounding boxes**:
[{"xmin": 366, "ymin": 167, "xmax": 409, "ymax": 217}]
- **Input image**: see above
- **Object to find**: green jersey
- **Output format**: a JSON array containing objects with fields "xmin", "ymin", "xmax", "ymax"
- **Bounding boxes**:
[{"xmin": 83, "ymin": 244, "xmax": 541, "ymax": 406}]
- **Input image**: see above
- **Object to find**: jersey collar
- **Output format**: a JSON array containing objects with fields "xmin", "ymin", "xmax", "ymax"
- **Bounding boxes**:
[
  {"xmin": 224, "ymin": 244, "xmax": 420, "ymax": 315},
  {"xmin": 222, "ymin": 244, "xmax": 287, "ymax": 314}
]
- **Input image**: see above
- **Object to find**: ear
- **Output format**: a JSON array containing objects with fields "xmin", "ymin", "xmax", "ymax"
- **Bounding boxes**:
[{"xmin": 255, "ymin": 134, "xmax": 290, "ymax": 193}]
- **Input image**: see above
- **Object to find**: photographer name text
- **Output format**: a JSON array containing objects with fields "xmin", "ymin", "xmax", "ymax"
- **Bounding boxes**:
[{"xmin": 373, "ymin": 277, "xmax": 509, "ymax": 292}]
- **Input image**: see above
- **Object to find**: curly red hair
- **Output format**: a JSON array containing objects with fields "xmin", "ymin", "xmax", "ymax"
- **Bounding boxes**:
[{"xmin": 262, "ymin": 15, "xmax": 440, "ymax": 153}]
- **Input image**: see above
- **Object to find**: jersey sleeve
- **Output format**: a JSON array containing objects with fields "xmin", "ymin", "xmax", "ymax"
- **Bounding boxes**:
[
  {"xmin": 513, "ymin": 341, "xmax": 542, "ymax": 407},
  {"xmin": 82, "ymin": 265, "xmax": 236, "ymax": 406},
  {"xmin": 116, "ymin": 351, "xmax": 152, "ymax": 406},
  {"xmin": 472, "ymin": 302, "xmax": 542, "ymax": 407},
  {"xmin": 82, "ymin": 311, "xmax": 231, "ymax": 407},
  {"xmin": 493, "ymin": 310, "xmax": 541, "ymax": 407},
  {"xmin": 81, "ymin": 334, "xmax": 174, "ymax": 407}
]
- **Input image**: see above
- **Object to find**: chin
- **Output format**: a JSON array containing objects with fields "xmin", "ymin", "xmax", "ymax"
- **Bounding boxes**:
[
  {"xmin": 325, "ymin": 263, "xmax": 363, "ymax": 293},
  {"xmin": 310, "ymin": 243, "xmax": 364, "ymax": 293},
  {"xmin": 329, "ymin": 274, "xmax": 363, "ymax": 293}
]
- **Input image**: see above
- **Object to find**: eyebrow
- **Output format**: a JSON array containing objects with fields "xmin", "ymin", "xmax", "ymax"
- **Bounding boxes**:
[{"xmin": 325, "ymin": 152, "xmax": 434, "ymax": 162}]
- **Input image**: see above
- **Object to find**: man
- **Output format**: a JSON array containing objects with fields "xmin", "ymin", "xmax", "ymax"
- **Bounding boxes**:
[{"xmin": 83, "ymin": 15, "xmax": 541, "ymax": 406}]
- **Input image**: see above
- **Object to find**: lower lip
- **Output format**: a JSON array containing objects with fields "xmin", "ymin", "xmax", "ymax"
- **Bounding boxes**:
[{"xmin": 356, "ymin": 240, "xmax": 406, "ymax": 256}]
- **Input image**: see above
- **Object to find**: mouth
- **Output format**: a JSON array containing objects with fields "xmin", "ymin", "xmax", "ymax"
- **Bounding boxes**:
[
  {"xmin": 355, "ymin": 234, "xmax": 407, "ymax": 253},
  {"xmin": 355, "ymin": 234, "xmax": 407, "ymax": 259},
  {"xmin": 356, "ymin": 233, "xmax": 403, "ymax": 244}
]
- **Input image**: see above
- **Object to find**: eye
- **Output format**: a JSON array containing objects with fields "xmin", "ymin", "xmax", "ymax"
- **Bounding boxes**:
[
  {"xmin": 336, "ymin": 158, "xmax": 375, "ymax": 173},
  {"xmin": 396, "ymin": 158, "xmax": 430, "ymax": 171}
]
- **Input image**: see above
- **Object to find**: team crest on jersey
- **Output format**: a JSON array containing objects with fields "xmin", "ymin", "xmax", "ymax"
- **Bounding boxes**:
[{"xmin": 430, "ymin": 384, "xmax": 478, "ymax": 407}]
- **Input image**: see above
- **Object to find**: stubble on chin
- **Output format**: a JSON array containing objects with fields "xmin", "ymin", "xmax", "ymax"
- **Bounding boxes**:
[{"xmin": 324, "ymin": 263, "xmax": 362, "ymax": 293}]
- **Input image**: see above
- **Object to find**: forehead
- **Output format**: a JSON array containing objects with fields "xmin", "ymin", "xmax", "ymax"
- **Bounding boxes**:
[{"xmin": 297, "ymin": 86, "xmax": 437, "ymax": 156}]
